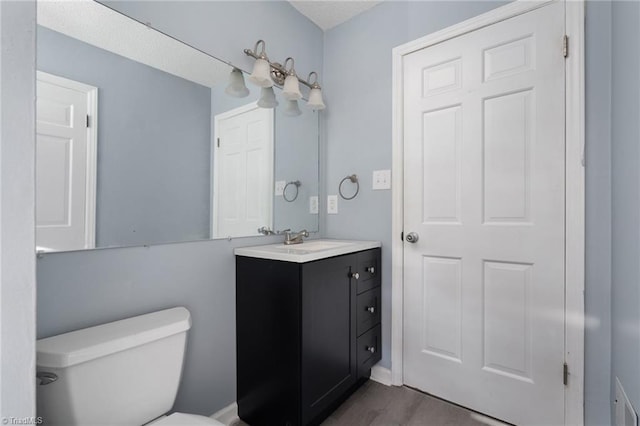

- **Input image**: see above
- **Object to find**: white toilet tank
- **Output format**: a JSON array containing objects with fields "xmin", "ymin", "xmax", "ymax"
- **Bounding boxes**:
[{"xmin": 36, "ymin": 307, "xmax": 192, "ymax": 425}]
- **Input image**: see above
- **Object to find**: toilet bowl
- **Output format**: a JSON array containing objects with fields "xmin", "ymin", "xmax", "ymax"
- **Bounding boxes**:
[{"xmin": 36, "ymin": 307, "xmax": 223, "ymax": 426}]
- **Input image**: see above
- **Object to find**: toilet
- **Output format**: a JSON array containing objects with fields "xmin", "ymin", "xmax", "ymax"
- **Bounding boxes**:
[{"xmin": 36, "ymin": 307, "xmax": 224, "ymax": 426}]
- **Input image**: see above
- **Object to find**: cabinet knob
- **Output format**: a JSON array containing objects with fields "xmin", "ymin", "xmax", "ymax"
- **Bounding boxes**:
[
  {"xmin": 366, "ymin": 266, "xmax": 375, "ymax": 274},
  {"xmin": 366, "ymin": 306, "xmax": 376, "ymax": 313},
  {"xmin": 366, "ymin": 346, "xmax": 376, "ymax": 354},
  {"xmin": 350, "ymin": 272, "xmax": 360, "ymax": 280}
]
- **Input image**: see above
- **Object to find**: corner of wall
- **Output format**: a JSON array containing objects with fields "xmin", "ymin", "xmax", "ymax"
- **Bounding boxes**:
[{"xmin": 0, "ymin": 0, "xmax": 37, "ymax": 418}]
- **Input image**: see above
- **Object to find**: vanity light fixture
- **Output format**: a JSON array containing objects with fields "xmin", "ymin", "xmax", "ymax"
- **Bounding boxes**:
[
  {"xmin": 244, "ymin": 39, "xmax": 326, "ymax": 111},
  {"xmin": 257, "ymin": 87, "xmax": 279, "ymax": 108},
  {"xmin": 282, "ymin": 58, "xmax": 302, "ymax": 101},
  {"xmin": 247, "ymin": 40, "xmax": 274, "ymax": 87},
  {"xmin": 225, "ymin": 68, "xmax": 250, "ymax": 98},
  {"xmin": 306, "ymin": 72, "xmax": 326, "ymax": 110},
  {"xmin": 283, "ymin": 99, "xmax": 302, "ymax": 117}
]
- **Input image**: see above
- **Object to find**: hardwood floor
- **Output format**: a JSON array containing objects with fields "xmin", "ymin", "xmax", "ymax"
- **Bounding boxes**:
[{"xmin": 230, "ymin": 380, "xmax": 509, "ymax": 426}]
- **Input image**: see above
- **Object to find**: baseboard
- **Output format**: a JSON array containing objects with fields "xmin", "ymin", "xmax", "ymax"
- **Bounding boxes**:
[
  {"xmin": 370, "ymin": 364, "xmax": 393, "ymax": 386},
  {"xmin": 210, "ymin": 401, "xmax": 238, "ymax": 425}
]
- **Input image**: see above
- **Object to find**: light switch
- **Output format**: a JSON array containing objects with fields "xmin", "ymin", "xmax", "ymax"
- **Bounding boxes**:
[
  {"xmin": 372, "ymin": 169, "xmax": 391, "ymax": 190},
  {"xmin": 327, "ymin": 195, "xmax": 338, "ymax": 214},
  {"xmin": 309, "ymin": 196, "xmax": 319, "ymax": 214},
  {"xmin": 275, "ymin": 180, "xmax": 286, "ymax": 196}
]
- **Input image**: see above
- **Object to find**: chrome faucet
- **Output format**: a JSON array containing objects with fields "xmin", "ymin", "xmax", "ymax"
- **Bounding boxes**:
[
  {"xmin": 284, "ymin": 229, "xmax": 309, "ymax": 245},
  {"xmin": 257, "ymin": 226, "xmax": 275, "ymax": 235}
]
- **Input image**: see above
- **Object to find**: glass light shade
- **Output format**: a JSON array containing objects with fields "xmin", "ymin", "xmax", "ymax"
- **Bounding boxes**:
[
  {"xmin": 257, "ymin": 87, "xmax": 278, "ymax": 108},
  {"xmin": 248, "ymin": 58, "xmax": 274, "ymax": 87},
  {"xmin": 282, "ymin": 75, "xmax": 302, "ymax": 101},
  {"xmin": 224, "ymin": 68, "xmax": 249, "ymax": 98},
  {"xmin": 306, "ymin": 87, "xmax": 326, "ymax": 110},
  {"xmin": 283, "ymin": 100, "xmax": 302, "ymax": 117}
]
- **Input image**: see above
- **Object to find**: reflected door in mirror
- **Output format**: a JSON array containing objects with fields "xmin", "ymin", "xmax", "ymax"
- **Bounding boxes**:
[
  {"xmin": 212, "ymin": 103, "xmax": 274, "ymax": 238},
  {"xmin": 36, "ymin": 72, "xmax": 97, "ymax": 252}
]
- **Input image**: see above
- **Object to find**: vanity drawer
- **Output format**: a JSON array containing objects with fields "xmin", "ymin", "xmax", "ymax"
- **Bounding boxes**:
[
  {"xmin": 357, "ymin": 287, "xmax": 381, "ymax": 336},
  {"xmin": 357, "ymin": 324, "xmax": 381, "ymax": 378},
  {"xmin": 356, "ymin": 249, "xmax": 381, "ymax": 294}
]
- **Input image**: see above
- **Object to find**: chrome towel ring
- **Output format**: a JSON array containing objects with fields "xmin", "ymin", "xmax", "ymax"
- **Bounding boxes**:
[
  {"xmin": 339, "ymin": 174, "xmax": 359, "ymax": 200},
  {"xmin": 283, "ymin": 180, "xmax": 301, "ymax": 202}
]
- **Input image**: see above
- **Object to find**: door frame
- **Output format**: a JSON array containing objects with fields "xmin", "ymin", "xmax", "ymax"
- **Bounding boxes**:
[
  {"xmin": 390, "ymin": 1, "xmax": 585, "ymax": 424},
  {"xmin": 36, "ymin": 70, "xmax": 98, "ymax": 250},
  {"xmin": 211, "ymin": 102, "xmax": 274, "ymax": 238}
]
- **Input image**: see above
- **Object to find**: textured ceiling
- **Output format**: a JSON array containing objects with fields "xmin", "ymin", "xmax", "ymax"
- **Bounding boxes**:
[{"xmin": 288, "ymin": 1, "xmax": 383, "ymax": 31}]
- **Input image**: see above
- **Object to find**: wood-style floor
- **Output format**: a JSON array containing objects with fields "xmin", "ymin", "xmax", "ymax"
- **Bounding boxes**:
[{"xmin": 231, "ymin": 380, "xmax": 508, "ymax": 426}]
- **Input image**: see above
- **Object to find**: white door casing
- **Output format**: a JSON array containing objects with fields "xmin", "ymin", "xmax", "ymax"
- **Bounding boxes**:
[
  {"xmin": 212, "ymin": 103, "xmax": 274, "ymax": 238},
  {"xmin": 36, "ymin": 71, "xmax": 97, "ymax": 252},
  {"xmin": 392, "ymin": 1, "xmax": 586, "ymax": 425}
]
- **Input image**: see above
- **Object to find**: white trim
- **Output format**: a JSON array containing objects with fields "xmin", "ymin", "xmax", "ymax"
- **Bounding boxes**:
[
  {"xmin": 391, "ymin": 0, "xmax": 585, "ymax": 423},
  {"xmin": 36, "ymin": 71, "xmax": 98, "ymax": 250},
  {"xmin": 370, "ymin": 365, "xmax": 393, "ymax": 387},
  {"xmin": 210, "ymin": 402, "xmax": 239, "ymax": 426},
  {"xmin": 564, "ymin": 1, "xmax": 586, "ymax": 425},
  {"xmin": 211, "ymin": 102, "xmax": 274, "ymax": 238}
]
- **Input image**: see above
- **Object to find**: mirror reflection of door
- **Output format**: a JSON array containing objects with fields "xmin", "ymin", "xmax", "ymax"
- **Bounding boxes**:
[
  {"xmin": 36, "ymin": 71, "xmax": 97, "ymax": 252},
  {"xmin": 212, "ymin": 103, "xmax": 274, "ymax": 239}
]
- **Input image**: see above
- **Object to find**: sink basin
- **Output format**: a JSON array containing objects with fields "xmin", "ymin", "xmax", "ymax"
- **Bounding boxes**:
[{"xmin": 234, "ymin": 239, "xmax": 381, "ymax": 263}]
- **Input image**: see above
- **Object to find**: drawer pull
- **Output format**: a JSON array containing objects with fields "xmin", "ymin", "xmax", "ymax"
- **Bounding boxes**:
[
  {"xmin": 366, "ymin": 346, "xmax": 376, "ymax": 354},
  {"xmin": 366, "ymin": 306, "xmax": 376, "ymax": 314},
  {"xmin": 366, "ymin": 266, "xmax": 375, "ymax": 274},
  {"xmin": 350, "ymin": 272, "xmax": 360, "ymax": 280}
]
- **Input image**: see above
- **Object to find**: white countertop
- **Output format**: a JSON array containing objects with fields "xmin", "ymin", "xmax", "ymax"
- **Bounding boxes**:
[{"xmin": 234, "ymin": 239, "xmax": 381, "ymax": 263}]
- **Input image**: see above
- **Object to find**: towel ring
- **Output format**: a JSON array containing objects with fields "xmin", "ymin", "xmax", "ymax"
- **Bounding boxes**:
[
  {"xmin": 339, "ymin": 174, "xmax": 359, "ymax": 200},
  {"xmin": 283, "ymin": 180, "xmax": 301, "ymax": 202}
]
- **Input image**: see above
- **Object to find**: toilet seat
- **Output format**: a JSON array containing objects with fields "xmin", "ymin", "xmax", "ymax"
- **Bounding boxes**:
[{"xmin": 150, "ymin": 412, "xmax": 224, "ymax": 425}]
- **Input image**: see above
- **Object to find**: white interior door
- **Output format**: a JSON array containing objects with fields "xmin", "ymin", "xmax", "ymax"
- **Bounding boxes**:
[
  {"xmin": 212, "ymin": 103, "xmax": 273, "ymax": 238},
  {"xmin": 36, "ymin": 71, "xmax": 97, "ymax": 252},
  {"xmin": 402, "ymin": 2, "xmax": 566, "ymax": 425}
]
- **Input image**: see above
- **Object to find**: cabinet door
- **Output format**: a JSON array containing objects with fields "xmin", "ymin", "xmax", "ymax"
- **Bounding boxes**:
[{"xmin": 301, "ymin": 254, "xmax": 357, "ymax": 424}]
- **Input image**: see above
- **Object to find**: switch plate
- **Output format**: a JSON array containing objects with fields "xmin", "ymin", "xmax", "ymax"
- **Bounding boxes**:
[
  {"xmin": 309, "ymin": 196, "xmax": 319, "ymax": 214},
  {"xmin": 372, "ymin": 170, "xmax": 391, "ymax": 190},
  {"xmin": 327, "ymin": 195, "xmax": 338, "ymax": 214},
  {"xmin": 275, "ymin": 180, "xmax": 286, "ymax": 196}
]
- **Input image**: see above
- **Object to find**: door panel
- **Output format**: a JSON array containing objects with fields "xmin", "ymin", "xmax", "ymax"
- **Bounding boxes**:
[
  {"xmin": 213, "ymin": 105, "xmax": 273, "ymax": 238},
  {"xmin": 301, "ymin": 255, "xmax": 357, "ymax": 424},
  {"xmin": 402, "ymin": 2, "xmax": 566, "ymax": 425},
  {"xmin": 36, "ymin": 72, "xmax": 95, "ymax": 251}
]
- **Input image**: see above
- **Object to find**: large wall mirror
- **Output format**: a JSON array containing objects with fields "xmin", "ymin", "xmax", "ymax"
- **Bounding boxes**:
[{"xmin": 35, "ymin": 0, "xmax": 319, "ymax": 252}]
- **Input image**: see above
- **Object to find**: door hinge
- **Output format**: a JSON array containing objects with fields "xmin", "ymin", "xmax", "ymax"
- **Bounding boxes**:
[
  {"xmin": 563, "ymin": 35, "xmax": 569, "ymax": 58},
  {"xmin": 86, "ymin": 114, "xmax": 90, "ymax": 128},
  {"xmin": 217, "ymin": 138, "xmax": 220, "ymax": 148},
  {"xmin": 563, "ymin": 362, "xmax": 569, "ymax": 386}
]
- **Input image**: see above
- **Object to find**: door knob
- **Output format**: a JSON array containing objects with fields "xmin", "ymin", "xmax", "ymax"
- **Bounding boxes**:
[
  {"xmin": 350, "ymin": 272, "xmax": 360, "ymax": 280},
  {"xmin": 405, "ymin": 232, "xmax": 419, "ymax": 243}
]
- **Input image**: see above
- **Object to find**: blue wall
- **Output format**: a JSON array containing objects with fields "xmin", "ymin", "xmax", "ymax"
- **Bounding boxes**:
[
  {"xmin": 36, "ymin": 1, "xmax": 323, "ymax": 416},
  {"xmin": 611, "ymin": 0, "xmax": 640, "ymax": 421},
  {"xmin": 37, "ymin": 26, "xmax": 212, "ymax": 247},
  {"xmin": 584, "ymin": 2, "xmax": 613, "ymax": 424}
]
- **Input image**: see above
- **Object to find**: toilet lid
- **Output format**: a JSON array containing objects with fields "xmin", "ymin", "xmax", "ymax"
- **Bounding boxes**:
[{"xmin": 152, "ymin": 412, "xmax": 224, "ymax": 426}]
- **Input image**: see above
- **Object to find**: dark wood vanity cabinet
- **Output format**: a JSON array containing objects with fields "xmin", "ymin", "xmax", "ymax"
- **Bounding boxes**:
[{"xmin": 236, "ymin": 248, "xmax": 381, "ymax": 426}]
